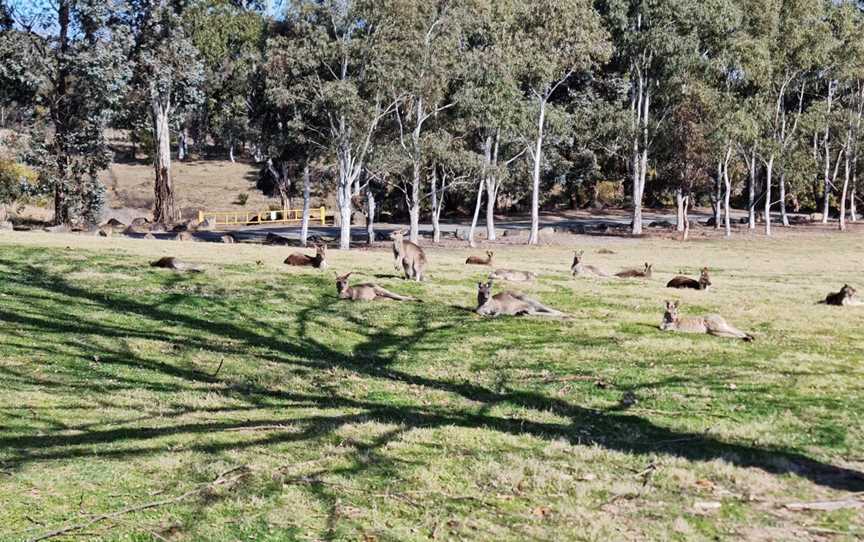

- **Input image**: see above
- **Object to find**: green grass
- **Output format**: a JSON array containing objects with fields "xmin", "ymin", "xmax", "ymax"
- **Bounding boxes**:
[{"xmin": 1, "ymin": 231, "xmax": 863, "ymax": 541}]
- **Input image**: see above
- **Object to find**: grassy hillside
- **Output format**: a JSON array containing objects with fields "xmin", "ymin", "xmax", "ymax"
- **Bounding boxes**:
[{"xmin": 0, "ymin": 232, "xmax": 862, "ymax": 541}]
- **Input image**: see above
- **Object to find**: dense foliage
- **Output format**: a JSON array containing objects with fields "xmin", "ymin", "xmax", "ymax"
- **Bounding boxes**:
[{"xmin": 0, "ymin": 0, "xmax": 863, "ymax": 242}]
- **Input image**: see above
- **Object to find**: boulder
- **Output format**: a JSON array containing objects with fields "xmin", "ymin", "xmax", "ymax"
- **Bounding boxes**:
[
  {"xmin": 174, "ymin": 231, "xmax": 194, "ymax": 241},
  {"xmin": 0, "ymin": 221, "xmax": 13, "ymax": 231},
  {"xmin": 130, "ymin": 217, "xmax": 151, "ymax": 227},
  {"xmin": 219, "ymin": 234, "xmax": 236, "ymax": 244},
  {"xmin": 98, "ymin": 226, "xmax": 112, "ymax": 237},
  {"xmin": 809, "ymin": 212, "xmax": 824, "ymax": 222},
  {"xmin": 44, "ymin": 224, "xmax": 70, "ymax": 233},
  {"xmin": 195, "ymin": 217, "xmax": 216, "ymax": 231},
  {"xmin": 143, "ymin": 233, "xmax": 157, "ymax": 240},
  {"xmin": 648, "ymin": 220, "xmax": 674, "ymax": 229}
]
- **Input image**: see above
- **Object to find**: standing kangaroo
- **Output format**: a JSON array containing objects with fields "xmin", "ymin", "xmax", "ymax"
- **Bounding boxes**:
[
  {"xmin": 466, "ymin": 251, "xmax": 494, "ymax": 266},
  {"xmin": 660, "ymin": 300, "xmax": 753, "ymax": 341},
  {"xmin": 336, "ymin": 272, "xmax": 419, "ymax": 302},
  {"xmin": 570, "ymin": 250, "xmax": 609, "ymax": 277},
  {"xmin": 475, "ymin": 280, "xmax": 565, "ymax": 317},
  {"xmin": 391, "ymin": 230, "xmax": 427, "ymax": 281},
  {"xmin": 616, "ymin": 262, "xmax": 653, "ymax": 279},
  {"xmin": 284, "ymin": 244, "xmax": 328, "ymax": 269},
  {"xmin": 667, "ymin": 267, "xmax": 711, "ymax": 290},
  {"xmin": 822, "ymin": 284, "xmax": 863, "ymax": 306}
]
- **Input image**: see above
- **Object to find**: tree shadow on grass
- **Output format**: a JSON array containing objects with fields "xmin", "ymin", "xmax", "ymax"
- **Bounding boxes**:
[{"xmin": 0, "ymin": 255, "xmax": 862, "ymax": 501}]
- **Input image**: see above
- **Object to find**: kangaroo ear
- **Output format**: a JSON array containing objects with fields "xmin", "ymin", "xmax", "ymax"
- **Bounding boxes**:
[
  {"xmin": 673, "ymin": 300, "xmax": 680, "ymax": 308},
  {"xmin": 576, "ymin": 249, "xmax": 583, "ymax": 256}
]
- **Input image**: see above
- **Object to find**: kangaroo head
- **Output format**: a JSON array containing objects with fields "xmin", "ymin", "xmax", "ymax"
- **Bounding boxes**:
[
  {"xmin": 699, "ymin": 267, "xmax": 711, "ymax": 287},
  {"xmin": 316, "ymin": 244, "xmax": 327, "ymax": 257},
  {"xmin": 477, "ymin": 280, "xmax": 493, "ymax": 307},
  {"xmin": 574, "ymin": 250, "xmax": 584, "ymax": 263},
  {"xmin": 390, "ymin": 230, "xmax": 405, "ymax": 242},
  {"xmin": 487, "ymin": 251, "xmax": 494, "ymax": 259},
  {"xmin": 663, "ymin": 300, "xmax": 680, "ymax": 324},
  {"xmin": 842, "ymin": 284, "xmax": 857, "ymax": 298},
  {"xmin": 644, "ymin": 263, "xmax": 653, "ymax": 275},
  {"xmin": 336, "ymin": 272, "xmax": 352, "ymax": 294}
]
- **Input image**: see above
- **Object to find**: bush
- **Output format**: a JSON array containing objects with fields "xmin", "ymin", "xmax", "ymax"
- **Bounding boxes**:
[
  {"xmin": 0, "ymin": 159, "xmax": 38, "ymax": 205},
  {"xmin": 234, "ymin": 193, "xmax": 249, "ymax": 206}
]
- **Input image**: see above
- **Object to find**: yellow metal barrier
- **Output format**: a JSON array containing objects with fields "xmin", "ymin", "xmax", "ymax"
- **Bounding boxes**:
[{"xmin": 197, "ymin": 207, "xmax": 328, "ymax": 228}]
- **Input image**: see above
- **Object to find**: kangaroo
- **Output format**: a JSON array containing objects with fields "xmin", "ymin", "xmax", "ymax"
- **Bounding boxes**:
[
  {"xmin": 822, "ymin": 284, "xmax": 863, "ymax": 306},
  {"xmin": 660, "ymin": 300, "xmax": 753, "ymax": 341},
  {"xmin": 667, "ymin": 267, "xmax": 711, "ymax": 290},
  {"xmin": 150, "ymin": 257, "xmax": 202, "ymax": 273},
  {"xmin": 570, "ymin": 250, "xmax": 609, "ymax": 277},
  {"xmin": 475, "ymin": 280, "xmax": 565, "ymax": 317},
  {"xmin": 489, "ymin": 269, "xmax": 537, "ymax": 282},
  {"xmin": 616, "ymin": 262, "xmax": 652, "ymax": 279},
  {"xmin": 466, "ymin": 250, "xmax": 494, "ymax": 266},
  {"xmin": 336, "ymin": 272, "xmax": 419, "ymax": 302},
  {"xmin": 391, "ymin": 230, "xmax": 427, "ymax": 281},
  {"xmin": 284, "ymin": 244, "xmax": 328, "ymax": 269}
]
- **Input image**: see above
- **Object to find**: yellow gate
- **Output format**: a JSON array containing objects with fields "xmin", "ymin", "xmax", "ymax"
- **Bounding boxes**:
[{"xmin": 197, "ymin": 207, "xmax": 327, "ymax": 228}]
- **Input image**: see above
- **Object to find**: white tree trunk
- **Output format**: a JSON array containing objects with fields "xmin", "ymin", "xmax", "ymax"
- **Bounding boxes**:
[
  {"xmin": 430, "ymin": 166, "xmax": 441, "ymax": 244},
  {"xmin": 151, "ymin": 98, "xmax": 175, "ymax": 224},
  {"xmin": 714, "ymin": 161, "xmax": 722, "ymax": 229},
  {"xmin": 723, "ymin": 147, "xmax": 732, "ymax": 237},
  {"xmin": 366, "ymin": 186, "xmax": 375, "ymax": 245},
  {"xmin": 748, "ymin": 146, "xmax": 756, "ymax": 229},
  {"xmin": 840, "ymin": 150, "xmax": 850, "ymax": 231},
  {"xmin": 779, "ymin": 171, "xmax": 789, "ymax": 226},
  {"xmin": 765, "ymin": 154, "xmax": 774, "ymax": 236},
  {"xmin": 528, "ymin": 99, "xmax": 546, "ymax": 245},
  {"xmin": 675, "ymin": 187, "xmax": 685, "ymax": 232},
  {"xmin": 300, "ymin": 165, "xmax": 311, "ymax": 246},
  {"xmin": 468, "ymin": 177, "xmax": 484, "ymax": 248}
]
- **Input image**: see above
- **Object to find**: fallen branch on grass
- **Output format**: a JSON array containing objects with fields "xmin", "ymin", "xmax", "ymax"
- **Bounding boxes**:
[{"xmin": 28, "ymin": 466, "xmax": 249, "ymax": 542}]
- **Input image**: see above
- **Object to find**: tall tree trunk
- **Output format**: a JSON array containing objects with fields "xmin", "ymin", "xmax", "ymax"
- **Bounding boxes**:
[
  {"xmin": 365, "ymin": 185, "xmax": 375, "ymax": 246},
  {"xmin": 675, "ymin": 187, "xmax": 685, "ymax": 232},
  {"xmin": 528, "ymin": 99, "xmax": 546, "ymax": 245},
  {"xmin": 430, "ymin": 166, "xmax": 441, "ymax": 244},
  {"xmin": 779, "ymin": 170, "xmax": 789, "ymax": 226},
  {"xmin": 152, "ymin": 98, "xmax": 175, "ymax": 224},
  {"xmin": 748, "ymin": 146, "xmax": 756, "ymax": 229},
  {"xmin": 682, "ymin": 193, "xmax": 690, "ymax": 241},
  {"xmin": 178, "ymin": 126, "xmax": 188, "ymax": 161},
  {"xmin": 300, "ymin": 165, "xmax": 311, "ymax": 246},
  {"xmin": 52, "ymin": 0, "xmax": 72, "ymax": 226},
  {"xmin": 723, "ymin": 147, "xmax": 732, "ymax": 237},
  {"xmin": 337, "ymin": 176, "xmax": 352, "ymax": 250},
  {"xmin": 851, "ymin": 172, "xmax": 858, "ymax": 222},
  {"xmin": 713, "ymin": 161, "xmax": 722, "ymax": 229},
  {"xmin": 764, "ymin": 154, "xmax": 774, "ymax": 236},
  {"xmin": 484, "ymin": 131, "xmax": 499, "ymax": 241},
  {"xmin": 228, "ymin": 140, "xmax": 235, "ymax": 163},
  {"xmin": 408, "ymin": 176, "xmax": 420, "ymax": 243},
  {"xmin": 467, "ymin": 177, "xmax": 484, "ymax": 248}
]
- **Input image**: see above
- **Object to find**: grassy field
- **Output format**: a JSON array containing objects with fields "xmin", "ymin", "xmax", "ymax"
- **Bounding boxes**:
[{"xmin": 1, "ymin": 231, "xmax": 863, "ymax": 541}]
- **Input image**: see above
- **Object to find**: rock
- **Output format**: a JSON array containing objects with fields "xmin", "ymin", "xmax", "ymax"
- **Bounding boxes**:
[
  {"xmin": 455, "ymin": 228, "xmax": 470, "ymax": 240},
  {"xmin": 123, "ymin": 225, "xmax": 149, "ymax": 235},
  {"xmin": 565, "ymin": 225, "xmax": 586, "ymax": 235},
  {"xmin": 172, "ymin": 220, "xmax": 192, "ymax": 232},
  {"xmin": 174, "ymin": 231, "xmax": 194, "ymax": 241},
  {"xmin": 130, "ymin": 217, "xmax": 151, "ymax": 227},
  {"xmin": 0, "ymin": 221, "xmax": 13, "ymax": 231},
  {"xmin": 102, "ymin": 218, "xmax": 126, "ymax": 229},
  {"xmin": 738, "ymin": 217, "xmax": 749, "ymax": 224},
  {"xmin": 195, "ymin": 217, "xmax": 216, "ymax": 231},
  {"xmin": 538, "ymin": 226, "xmax": 558, "ymax": 235},
  {"xmin": 98, "ymin": 226, "xmax": 112, "ymax": 237},
  {"xmin": 219, "ymin": 234, "xmax": 235, "ymax": 244},
  {"xmin": 144, "ymin": 233, "xmax": 156, "ymax": 240},
  {"xmin": 44, "ymin": 224, "xmax": 69, "ymax": 233},
  {"xmin": 703, "ymin": 217, "xmax": 717, "ymax": 227},
  {"xmin": 12, "ymin": 225, "xmax": 31, "ymax": 231},
  {"xmin": 264, "ymin": 232, "xmax": 291, "ymax": 245},
  {"xmin": 809, "ymin": 212, "xmax": 824, "ymax": 222},
  {"xmin": 374, "ymin": 231, "xmax": 391, "ymax": 242}
]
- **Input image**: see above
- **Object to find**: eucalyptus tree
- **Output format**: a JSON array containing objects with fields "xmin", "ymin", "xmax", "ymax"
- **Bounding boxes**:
[
  {"xmin": 129, "ymin": 0, "xmax": 205, "ymax": 224},
  {"xmin": 184, "ymin": 0, "xmax": 266, "ymax": 162},
  {"xmin": 6, "ymin": 0, "xmax": 131, "ymax": 225},
  {"xmin": 516, "ymin": 0, "xmax": 610, "ymax": 245},
  {"xmin": 266, "ymin": 0, "xmax": 399, "ymax": 250},
  {"xmin": 368, "ymin": 0, "xmax": 460, "ymax": 242},
  {"xmin": 599, "ymin": 0, "xmax": 704, "ymax": 235},
  {"xmin": 457, "ymin": 0, "xmax": 527, "ymax": 245}
]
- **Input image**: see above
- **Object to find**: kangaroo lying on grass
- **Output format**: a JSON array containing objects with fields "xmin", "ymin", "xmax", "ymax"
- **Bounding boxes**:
[
  {"xmin": 150, "ymin": 257, "xmax": 202, "ymax": 273},
  {"xmin": 570, "ymin": 250, "xmax": 609, "ymax": 277},
  {"xmin": 284, "ymin": 244, "xmax": 328, "ymax": 269},
  {"xmin": 489, "ymin": 269, "xmax": 537, "ymax": 282},
  {"xmin": 466, "ymin": 250, "xmax": 494, "ymax": 266},
  {"xmin": 475, "ymin": 280, "xmax": 565, "ymax": 317},
  {"xmin": 336, "ymin": 272, "xmax": 419, "ymax": 302},
  {"xmin": 667, "ymin": 267, "xmax": 711, "ymax": 290},
  {"xmin": 660, "ymin": 300, "xmax": 753, "ymax": 341},
  {"xmin": 391, "ymin": 230, "xmax": 427, "ymax": 281},
  {"xmin": 616, "ymin": 262, "xmax": 652, "ymax": 279},
  {"xmin": 822, "ymin": 284, "xmax": 863, "ymax": 306}
]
